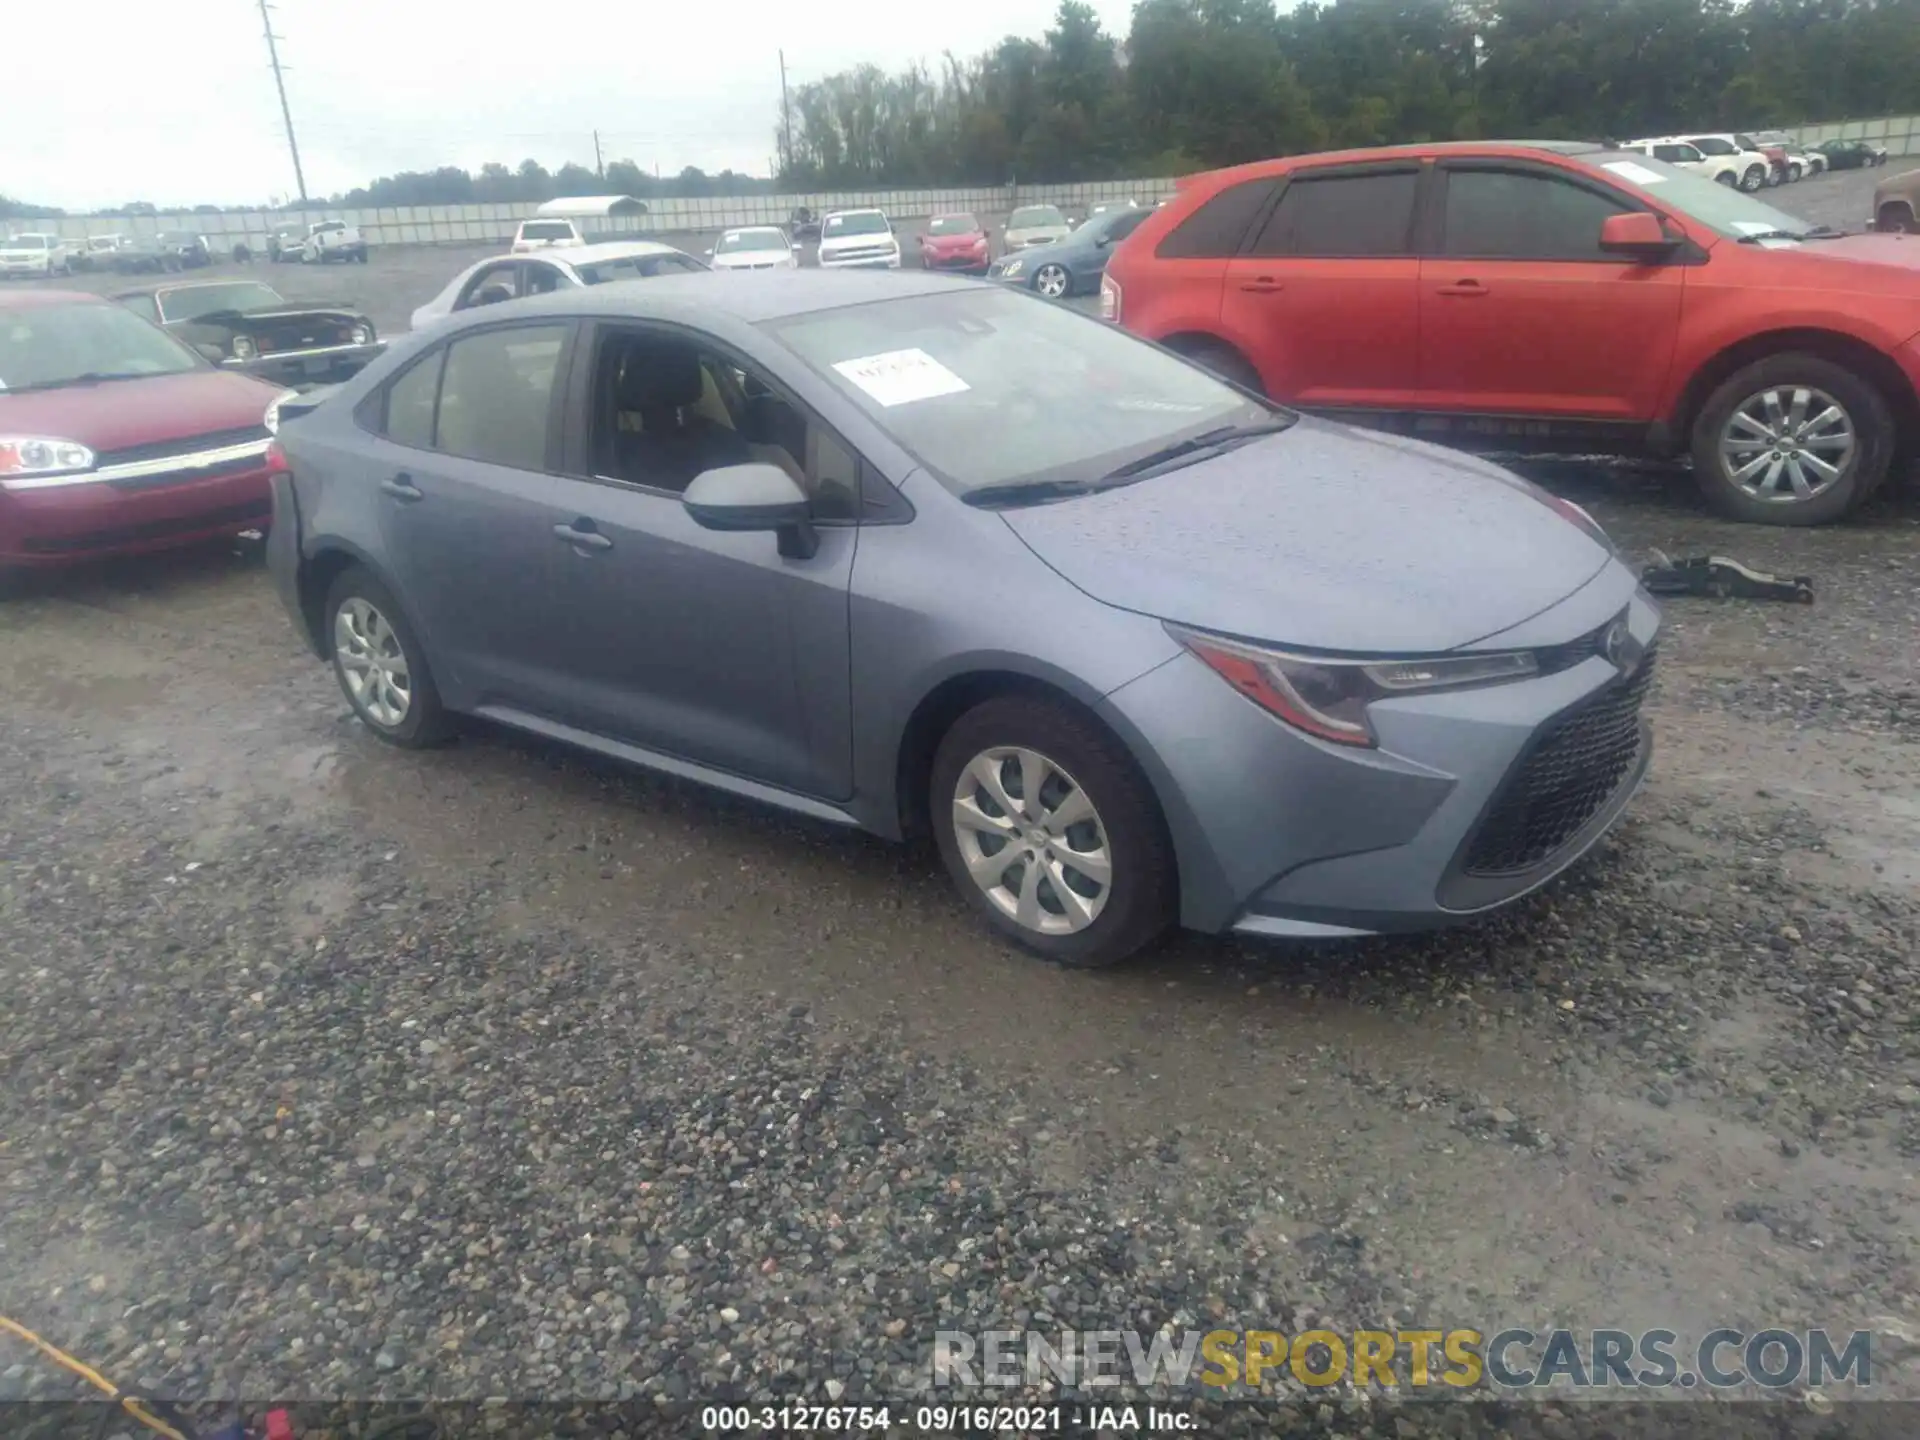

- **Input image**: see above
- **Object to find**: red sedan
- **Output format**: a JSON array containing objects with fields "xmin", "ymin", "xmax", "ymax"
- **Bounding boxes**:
[
  {"xmin": 1103, "ymin": 140, "xmax": 1920, "ymax": 525},
  {"xmin": 917, "ymin": 212, "xmax": 993, "ymax": 275},
  {"xmin": 1, "ymin": 290, "xmax": 287, "ymax": 571}
]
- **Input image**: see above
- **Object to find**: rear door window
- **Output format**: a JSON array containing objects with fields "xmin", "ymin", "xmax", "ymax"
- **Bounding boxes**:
[
  {"xmin": 1247, "ymin": 169, "xmax": 1420, "ymax": 257},
  {"xmin": 1155, "ymin": 178, "xmax": 1281, "ymax": 259},
  {"xmin": 383, "ymin": 350, "xmax": 443, "ymax": 450},
  {"xmin": 433, "ymin": 324, "xmax": 568, "ymax": 470}
]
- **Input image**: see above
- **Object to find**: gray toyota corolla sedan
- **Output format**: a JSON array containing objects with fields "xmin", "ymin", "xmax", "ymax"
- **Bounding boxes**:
[{"xmin": 265, "ymin": 270, "xmax": 1660, "ymax": 968}]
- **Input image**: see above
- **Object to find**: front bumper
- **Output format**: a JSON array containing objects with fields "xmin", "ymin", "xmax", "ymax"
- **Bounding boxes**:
[
  {"xmin": 1098, "ymin": 567, "xmax": 1661, "ymax": 937},
  {"xmin": 0, "ymin": 260, "xmax": 52, "ymax": 276},
  {"xmin": 224, "ymin": 340, "xmax": 386, "ymax": 389},
  {"xmin": 818, "ymin": 252, "xmax": 902, "ymax": 270},
  {"xmin": 0, "ymin": 463, "xmax": 272, "ymax": 566},
  {"xmin": 923, "ymin": 251, "xmax": 991, "ymax": 273}
]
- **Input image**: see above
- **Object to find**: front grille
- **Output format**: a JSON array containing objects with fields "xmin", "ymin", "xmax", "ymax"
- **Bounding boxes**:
[
  {"xmin": 106, "ymin": 452, "xmax": 269, "ymax": 490},
  {"xmin": 828, "ymin": 246, "xmax": 893, "ymax": 261},
  {"xmin": 254, "ymin": 318, "xmax": 354, "ymax": 355},
  {"xmin": 1463, "ymin": 649, "xmax": 1656, "ymax": 876},
  {"xmin": 21, "ymin": 497, "xmax": 271, "ymax": 555},
  {"xmin": 96, "ymin": 426, "xmax": 270, "ymax": 467},
  {"xmin": 1532, "ymin": 623, "xmax": 1606, "ymax": 675}
]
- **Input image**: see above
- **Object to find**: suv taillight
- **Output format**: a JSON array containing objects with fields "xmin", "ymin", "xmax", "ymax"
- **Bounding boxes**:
[
  {"xmin": 264, "ymin": 441, "xmax": 289, "ymax": 475},
  {"xmin": 1099, "ymin": 275, "xmax": 1121, "ymax": 323}
]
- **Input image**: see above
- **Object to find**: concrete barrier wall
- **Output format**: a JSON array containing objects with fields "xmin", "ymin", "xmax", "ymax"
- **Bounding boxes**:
[
  {"xmin": 25, "ymin": 116, "xmax": 1914, "ymax": 249},
  {"xmin": 34, "ymin": 178, "xmax": 1176, "ymax": 248}
]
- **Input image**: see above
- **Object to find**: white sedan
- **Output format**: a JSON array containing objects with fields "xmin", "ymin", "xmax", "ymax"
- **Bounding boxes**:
[
  {"xmin": 1624, "ymin": 138, "xmax": 1744, "ymax": 188},
  {"xmin": 409, "ymin": 240, "xmax": 709, "ymax": 331},
  {"xmin": 707, "ymin": 226, "xmax": 799, "ymax": 271}
]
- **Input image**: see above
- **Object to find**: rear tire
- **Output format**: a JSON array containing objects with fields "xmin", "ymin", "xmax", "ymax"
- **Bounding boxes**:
[
  {"xmin": 1689, "ymin": 352, "xmax": 1895, "ymax": 526},
  {"xmin": 1788, "ymin": 163, "xmax": 1803, "ymax": 182},
  {"xmin": 930, "ymin": 695, "xmax": 1176, "ymax": 968},
  {"xmin": 323, "ymin": 567, "xmax": 453, "ymax": 748}
]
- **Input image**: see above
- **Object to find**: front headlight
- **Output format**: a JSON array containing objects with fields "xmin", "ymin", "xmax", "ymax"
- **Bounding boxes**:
[
  {"xmin": 231, "ymin": 335, "xmax": 258, "ymax": 361},
  {"xmin": 349, "ymin": 322, "xmax": 373, "ymax": 345},
  {"xmin": 1000, "ymin": 259, "xmax": 1025, "ymax": 279},
  {"xmin": 1168, "ymin": 624, "xmax": 1538, "ymax": 747},
  {"xmin": 263, "ymin": 389, "xmax": 299, "ymax": 436},
  {"xmin": 0, "ymin": 436, "xmax": 97, "ymax": 488}
]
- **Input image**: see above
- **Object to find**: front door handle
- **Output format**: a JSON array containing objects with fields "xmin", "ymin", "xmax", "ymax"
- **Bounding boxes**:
[
  {"xmin": 553, "ymin": 522, "xmax": 612, "ymax": 552},
  {"xmin": 1435, "ymin": 280, "xmax": 1488, "ymax": 297},
  {"xmin": 379, "ymin": 474, "xmax": 424, "ymax": 502},
  {"xmin": 1239, "ymin": 277, "xmax": 1284, "ymax": 293}
]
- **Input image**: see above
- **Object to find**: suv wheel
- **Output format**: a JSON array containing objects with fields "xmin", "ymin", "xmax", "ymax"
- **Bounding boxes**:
[
  {"xmin": 324, "ymin": 567, "xmax": 452, "ymax": 747},
  {"xmin": 1740, "ymin": 163, "xmax": 1767, "ymax": 191},
  {"xmin": 931, "ymin": 696, "xmax": 1175, "ymax": 968},
  {"xmin": 1690, "ymin": 353, "xmax": 1895, "ymax": 525}
]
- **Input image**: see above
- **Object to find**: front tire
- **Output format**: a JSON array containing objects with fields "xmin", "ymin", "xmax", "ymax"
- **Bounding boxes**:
[
  {"xmin": 1740, "ymin": 163, "xmax": 1767, "ymax": 192},
  {"xmin": 323, "ymin": 567, "xmax": 452, "ymax": 747},
  {"xmin": 1033, "ymin": 262, "xmax": 1070, "ymax": 299},
  {"xmin": 1689, "ymin": 353, "xmax": 1895, "ymax": 526},
  {"xmin": 931, "ymin": 696, "xmax": 1176, "ymax": 968},
  {"xmin": 1788, "ymin": 162, "xmax": 1803, "ymax": 182}
]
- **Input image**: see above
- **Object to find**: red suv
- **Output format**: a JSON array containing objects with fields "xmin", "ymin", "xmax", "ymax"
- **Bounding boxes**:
[{"xmin": 1103, "ymin": 141, "xmax": 1920, "ymax": 525}]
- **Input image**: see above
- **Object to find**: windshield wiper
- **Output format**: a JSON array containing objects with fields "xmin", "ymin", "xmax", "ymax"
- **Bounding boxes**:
[
  {"xmin": 965, "ymin": 477, "xmax": 1122, "ymax": 510},
  {"xmin": 1735, "ymin": 226, "xmax": 1842, "ymax": 244},
  {"xmin": 1, "ymin": 371, "xmax": 151, "ymax": 394},
  {"xmin": 1099, "ymin": 418, "xmax": 1296, "ymax": 482}
]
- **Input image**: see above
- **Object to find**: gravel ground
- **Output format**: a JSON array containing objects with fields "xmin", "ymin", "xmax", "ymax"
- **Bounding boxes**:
[{"xmin": 4, "ymin": 160, "xmax": 1920, "ymax": 1437}]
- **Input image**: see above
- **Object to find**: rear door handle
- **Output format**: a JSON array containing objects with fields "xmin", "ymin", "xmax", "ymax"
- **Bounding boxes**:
[
  {"xmin": 553, "ymin": 522, "xmax": 612, "ymax": 552},
  {"xmin": 1435, "ymin": 280, "xmax": 1488, "ymax": 297},
  {"xmin": 1239, "ymin": 277, "xmax": 1284, "ymax": 293},
  {"xmin": 379, "ymin": 474, "xmax": 424, "ymax": 502}
]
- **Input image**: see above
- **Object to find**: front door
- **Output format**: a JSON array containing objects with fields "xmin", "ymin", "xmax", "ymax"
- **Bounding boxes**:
[
  {"xmin": 535, "ymin": 327, "xmax": 859, "ymax": 800},
  {"xmin": 1417, "ymin": 161, "xmax": 1686, "ymax": 420},
  {"xmin": 1219, "ymin": 162, "xmax": 1423, "ymax": 409},
  {"xmin": 368, "ymin": 320, "xmax": 577, "ymax": 711}
]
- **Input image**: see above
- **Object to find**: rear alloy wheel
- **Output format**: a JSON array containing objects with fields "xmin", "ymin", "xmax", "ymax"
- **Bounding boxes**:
[
  {"xmin": 1033, "ymin": 263, "xmax": 1070, "ymax": 299},
  {"xmin": 1740, "ymin": 163, "xmax": 1767, "ymax": 192},
  {"xmin": 931, "ymin": 696, "xmax": 1175, "ymax": 968},
  {"xmin": 325, "ymin": 568, "xmax": 452, "ymax": 747},
  {"xmin": 1690, "ymin": 353, "xmax": 1894, "ymax": 525}
]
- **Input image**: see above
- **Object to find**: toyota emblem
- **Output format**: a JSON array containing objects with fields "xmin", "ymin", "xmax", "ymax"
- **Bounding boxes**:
[{"xmin": 1602, "ymin": 618, "xmax": 1634, "ymax": 671}]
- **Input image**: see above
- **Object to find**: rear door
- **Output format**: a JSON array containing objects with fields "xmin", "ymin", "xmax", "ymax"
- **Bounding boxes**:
[
  {"xmin": 1416, "ymin": 159, "xmax": 1686, "ymax": 421},
  {"xmin": 365, "ymin": 319, "xmax": 580, "ymax": 710},
  {"xmin": 1220, "ymin": 162, "xmax": 1423, "ymax": 409}
]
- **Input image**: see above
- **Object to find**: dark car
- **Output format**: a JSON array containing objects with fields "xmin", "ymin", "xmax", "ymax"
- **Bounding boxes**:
[
  {"xmin": 788, "ymin": 206, "xmax": 821, "ymax": 242},
  {"xmin": 267, "ymin": 225, "xmax": 308, "ymax": 263},
  {"xmin": 153, "ymin": 232, "xmax": 213, "ymax": 270},
  {"xmin": 0, "ymin": 289, "xmax": 282, "ymax": 575},
  {"xmin": 988, "ymin": 205, "xmax": 1153, "ymax": 299},
  {"xmin": 1815, "ymin": 139, "xmax": 1891, "ymax": 171},
  {"xmin": 114, "ymin": 280, "xmax": 385, "ymax": 388}
]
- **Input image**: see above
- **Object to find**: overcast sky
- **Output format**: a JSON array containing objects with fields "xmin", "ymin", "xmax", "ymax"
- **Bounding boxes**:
[{"xmin": 14, "ymin": 0, "xmax": 1140, "ymax": 211}]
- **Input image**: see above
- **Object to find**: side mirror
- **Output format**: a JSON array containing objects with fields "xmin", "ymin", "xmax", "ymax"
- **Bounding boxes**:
[
  {"xmin": 683, "ymin": 463, "xmax": 818, "ymax": 559},
  {"xmin": 705, "ymin": 248, "xmax": 715, "ymax": 256},
  {"xmin": 1598, "ymin": 211, "xmax": 1678, "ymax": 259},
  {"xmin": 193, "ymin": 342, "xmax": 226, "ymax": 363}
]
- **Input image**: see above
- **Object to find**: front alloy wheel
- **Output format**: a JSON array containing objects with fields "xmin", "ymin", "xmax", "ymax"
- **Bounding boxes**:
[
  {"xmin": 952, "ymin": 747, "xmax": 1111, "ymax": 936},
  {"xmin": 1741, "ymin": 163, "xmax": 1767, "ymax": 192},
  {"xmin": 1034, "ymin": 263, "xmax": 1070, "ymax": 299},
  {"xmin": 1719, "ymin": 386, "xmax": 1855, "ymax": 505}
]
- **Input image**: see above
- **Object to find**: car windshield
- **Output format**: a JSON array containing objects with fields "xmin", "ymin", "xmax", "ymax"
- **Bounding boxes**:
[
  {"xmin": 0, "ymin": 301, "xmax": 203, "ymax": 391},
  {"xmin": 927, "ymin": 214, "xmax": 980, "ymax": 236},
  {"xmin": 1593, "ymin": 153, "xmax": 1817, "ymax": 240},
  {"xmin": 716, "ymin": 229, "xmax": 787, "ymax": 254},
  {"xmin": 1010, "ymin": 206, "xmax": 1066, "ymax": 229},
  {"xmin": 575, "ymin": 252, "xmax": 708, "ymax": 283},
  {"xmin": 764, "ymin": 286, "xmax": 1278, "ymax": 497},
  {"xmin": 158, "ymin": 282, "xmax": 284, "ymax": 321},
  {"xmin": 823, "ymin": 212, "xmax": 888, "ymax": 237},
  {"xmin": 6, "ymin": 236, "xmax": 51, "ymax": 250},
  {"xmin": 1685, "ymin": 137, "xmax": 1739, "ymax": 156}
]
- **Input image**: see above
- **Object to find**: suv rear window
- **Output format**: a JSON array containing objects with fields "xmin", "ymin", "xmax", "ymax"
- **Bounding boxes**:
[
  {"xmin": 1155, "ymin": 178, "xmax": 1281, "ymax": 259},
  {"xmin": 520, "ymin": 221, "xmax": 575, "ymax": 240}
]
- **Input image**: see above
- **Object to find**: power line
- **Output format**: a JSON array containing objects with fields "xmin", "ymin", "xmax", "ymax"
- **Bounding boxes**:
[{"xmin": 256, "ymin": 0, "xmax": 308, "ymax": 203}]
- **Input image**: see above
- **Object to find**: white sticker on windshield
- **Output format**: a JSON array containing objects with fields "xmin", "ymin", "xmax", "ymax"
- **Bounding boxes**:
[
  {"xmin": 833, "ymin": 348, "xmax": 970, "ymax": 407},
  {"xmin": 1602, "ymin": 160, "xmax": 1667, "ymax": 186},
  {"xmin": 1731, "ymin": 221, "xmax": 1778, "ymax": 235}
]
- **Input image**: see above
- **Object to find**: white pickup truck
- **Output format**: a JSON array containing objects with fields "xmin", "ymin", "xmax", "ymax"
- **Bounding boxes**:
[{"xmin": 299, "ymin": 220, "xmax": 370, "ymax": 264}]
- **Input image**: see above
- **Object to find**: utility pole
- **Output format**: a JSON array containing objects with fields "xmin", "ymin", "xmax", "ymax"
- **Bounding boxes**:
[
  {"xmin": 593, "ymin": 130, "xmax": 605, "ymax": 180},
  {"xmin": 257, "ymin": 0, "xmax": 308, "ymax": 205},
  {"xmin": 778, "ymin": 49, "xmax": 793, "ymax": 174}
]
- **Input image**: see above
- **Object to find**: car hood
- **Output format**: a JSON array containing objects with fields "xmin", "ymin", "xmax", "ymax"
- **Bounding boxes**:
[
  {"xmin": 923, "ymin": 232, "xmax": 986, "ymax": 251},
  {"xmin": 1762, "ymin": 232, "xmax": 1920, "ymax": 281},
  {"xmin": 997, "ymin": 417, "xmax": 1613, "ymax": 654},
  {"xmin": 0, "ymin": 368, "xmax": 283, "ymax": 451},
  {"xmin": 172, "ymin": 305, "xmax": 367, "ymax": 330},
  {"xmin": 1007, "ymin": 225, "xmax": 1071, "ymax": 246},
  {"xmin": 818, "ymin": 232, "xmax": 895, "ymax": 252},
  {"xmin": 1873, "ymin": 168, "xmax": 1919, "ymax": 205}
]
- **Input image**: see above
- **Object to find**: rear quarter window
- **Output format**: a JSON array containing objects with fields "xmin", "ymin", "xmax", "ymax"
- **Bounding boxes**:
[{"xmin": 1155, "ymin": 178, "xmax": 1282, "ymax": 259}]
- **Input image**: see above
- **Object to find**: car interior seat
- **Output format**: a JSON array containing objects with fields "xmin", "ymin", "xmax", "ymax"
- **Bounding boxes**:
[{"xmin": 609, "ymin": 341, "xmax": 752, "ymax": 491}]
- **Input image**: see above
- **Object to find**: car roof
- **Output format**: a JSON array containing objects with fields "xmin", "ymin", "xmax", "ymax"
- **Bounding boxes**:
[
  {"xmin": 0, "ymin": 288, "xmax": 107, "ymax": 310},
  {"xmin": 1175, "ymin": 139, "xmax": 1620, "ymax": 190},
  {"xmin": 468, "ymin": 268, "xmax": 970, "ymax": 326}
]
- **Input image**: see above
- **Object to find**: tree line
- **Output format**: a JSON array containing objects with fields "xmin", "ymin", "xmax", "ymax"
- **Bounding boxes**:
[{"xmin": 777, "ymin": 0, "xmax": 1920, "ymax": 186}]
